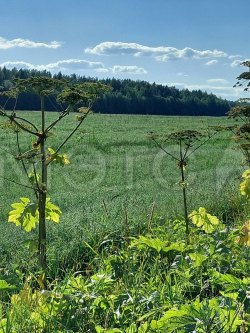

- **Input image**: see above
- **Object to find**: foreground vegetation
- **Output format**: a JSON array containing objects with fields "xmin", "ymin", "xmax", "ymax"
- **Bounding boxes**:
[
  {"xmin": 0, "ymin": 111, "xmax": 249, "ymax": 331},
  {"xmin": 1, "ymin": 60, "xmax": 250, "ymax": 332},
  {"xmin": 1, "ymin": 203, "xmax": 250, "ymax": 332},
  {"xmin": 0, "ymin": 113, "xmax": 244, "ymax": 271}
]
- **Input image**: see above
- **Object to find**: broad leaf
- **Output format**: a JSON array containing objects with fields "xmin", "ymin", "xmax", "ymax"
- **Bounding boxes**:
[
  {"xmin": 189, "ymin": 207, "xmax": 220, "ymax": 233},
  {"xmin": 0, "ymin": 280, "xmax": 16, "ymax": 290},
  {"xmin": 8, "ymin": 197, "xmax": 61, "ymax": 232},
  {"xmin": 45, "ymin": 197, "xmax": 62, "ymax": 223},
  {"xmin": 238, "ymin": 221, "xmax": 250, "ymax": 246},
  {"xmin": 8, "ymin": 197, "xmax": 38, "ymax": 232}
]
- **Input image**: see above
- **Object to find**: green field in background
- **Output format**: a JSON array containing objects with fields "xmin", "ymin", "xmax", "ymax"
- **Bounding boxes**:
[{"xmin": 0, "ymin": 112, "xmax": 243, "ymax": 266}]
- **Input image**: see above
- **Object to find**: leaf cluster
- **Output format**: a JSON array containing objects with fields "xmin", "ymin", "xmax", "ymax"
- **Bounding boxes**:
[
  {"xmin": 57, "ymin": 82, "xmax": 111, "ymax": 108},
  {"xmin": 8, "ymin": 197, "xmax": 61, "ymax": 232},
  {"xmin": 189, "ymin": 207, "xmax": 221, "ymax": 233}
]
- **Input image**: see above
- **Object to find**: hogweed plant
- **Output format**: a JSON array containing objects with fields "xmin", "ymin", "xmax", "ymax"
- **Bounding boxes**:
[
  {"xmin": 227, "ymin": 60, "xmax": 250, "ymax": 166},
  {"xmin": 0, "ymin": 77, "xmax": 109, "ymax": 281},
  {"xmin": 149, "ymin": 129, "xmax": 218, "ymax": 243}
]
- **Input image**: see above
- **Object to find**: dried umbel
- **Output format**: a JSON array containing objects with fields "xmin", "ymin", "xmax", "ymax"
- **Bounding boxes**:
[
  {"xmin": 227, "ymin": 105, "xmax": 250, "ymax": 120},
  {"xmin": 166, "ymin": 130, "xmax": 203, "ymax": 145},
  {"xmin": 233, "ymin": 60, "xmax": 250, "ymax": 91},
  {"xmin": 149, "ymin": 128, "xmax": 217, "ymax": 244}
]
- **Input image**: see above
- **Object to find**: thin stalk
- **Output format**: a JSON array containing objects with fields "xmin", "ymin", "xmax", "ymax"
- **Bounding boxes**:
[
  {"xmin": 0, "ymin": 175, "xmax": 34, "ymax": 190},
  {"xmin": 32, "ymin": 163, "xmax": 40, "ymax": 199},
  {"xmin": 47, "ymin": 109, "xmax": 90, "ymax": 166},
  {"xmin": 44, "ymin": 106, "xmax": 70, "ymax": 134},
  {"xmin": 0, "ymin": 111, "xmax": 39, "ymax": 136},
  {"xmin": 14, "ymin": 115, "xmax": 39, "ymax": 132},
  {"xmin": 179, "ymin": 139, "xmax": 189, "ymax": 243},
  {"xmin": 185, "ymin": 132, "xmax": 217, "ymax": 159},
  {"xmin": 11, "ymin": 118, "xmax": 38, "ymax": 136},
  {"xmin": 16, "ymin": 131, "xmax": 38, "ymax": 200},
  {"xmin": 180, "ymin": 162, "xmax": 189, "ymax": 244},
  {"xmin": 152, "ymin": 138, "xmax": 179, "ymax": 161},
  {"xmin": 148, "ymin": 201, "xmax": 156, "ymax": 231},
  {"xmin": 38, "ymin": 94, "xmax": 48, "ymax": 275},
  {"xmin": 16, "ymin": 131, "xmax": 29, "ymax": 179}
]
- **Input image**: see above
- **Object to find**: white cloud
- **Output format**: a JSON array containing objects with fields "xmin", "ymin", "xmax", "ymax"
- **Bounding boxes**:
[
  {"xmin": 0, "ymin": 60, "xmax": 147, "ymax": 75},
  {"xmin": 205, "ymin": 60, "xmax": 218, "ymax": 66},
  {"xmin": 45, "ymin": 59, "xmax": 105, "ymax": 71},
  {"xmin": 0, "ymin": 36, "xmax": 61, "ymax": 49},
  {"xmin": 0, "ymin": 59, "xmax": 105, "ymax": 72},
  {"xmin": 0, "ymin": 61, "xmax": 34, "ymax": 70},
  {"xmin": 177, "ymin": 72, "xmax": 188, "ymax": 77},
  {"xmin": 228, "ymin": 55, "xmax": 242, "ymax": 59},
  {"xmin": 166, "ymin": 82, "xmax": 242, "ymax": 99},
  {"xmin": 111, "ymin": 65, "xmax": 147, "ymax": 74},
  {"xmin": 206, "ymin": 78, "xmax": 229, "ymax": 84},
  {"xmin": 95, "ymin": 68, "xmax": 109, "ymax": 73},
  {"xmin": 85, "ymin": 41, "xmax": 228, "ymax": 61},
  {"xmin": 230, "ymin": 59, "xmax": 242, "ymax": 68}
]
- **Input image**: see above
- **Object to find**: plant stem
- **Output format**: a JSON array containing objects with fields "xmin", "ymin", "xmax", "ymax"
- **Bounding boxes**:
[
  {"xmin": 180, "ymin": 162, "xmax": 189, "ymax": 244},
  {"xmin": 38, "ymin": 94, "xmax": 47, "ymax": 276}
]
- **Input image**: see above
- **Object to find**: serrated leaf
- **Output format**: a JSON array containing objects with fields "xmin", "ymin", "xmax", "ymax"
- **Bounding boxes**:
[
  {"xmin": 189, "ymin": 207, "xmax": 220, "ymax": 233},
  {"xmin": 8, "ymin": 197, "xmax": 38, "ymax": 232},
  {"xmin": 8, "ymin": 197, "xmax": 61, "ymax": 231},
  {"xmin": 45, "ymin": 197, "xmax": 62, "ymax": 223},
  {"xmin": 189, "ymin": 252, "xmax": 207, "ymax": 267}
]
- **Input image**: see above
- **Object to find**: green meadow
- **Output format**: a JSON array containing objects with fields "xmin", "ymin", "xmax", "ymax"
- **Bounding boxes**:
[
  {"xmin": 0, "ymin": 112, "xmax": 243, "ymax": 269},
  {"xmin": 2, "ymin": 111, "xmax": 250, "ymax": 332}
]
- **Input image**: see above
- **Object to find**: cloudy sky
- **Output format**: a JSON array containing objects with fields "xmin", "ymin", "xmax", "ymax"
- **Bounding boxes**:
[{"xmin": 0, "ymin": 0, "xmax": 249, "ymax": 100}]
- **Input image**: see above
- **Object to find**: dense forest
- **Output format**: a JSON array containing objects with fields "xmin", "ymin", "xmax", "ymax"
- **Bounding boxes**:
[{"xmin": 0, "ymin": 67, "xmax": 234, "ymax": 116}]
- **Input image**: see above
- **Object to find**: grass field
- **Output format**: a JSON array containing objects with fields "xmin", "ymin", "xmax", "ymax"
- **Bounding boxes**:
[
  {"xmin": 2, "ymin": 111, "xmax": 250, "ymax": 332},
  {"xmin": 0, "ymin": 112, "xmax": 244, "ymax": 270}
]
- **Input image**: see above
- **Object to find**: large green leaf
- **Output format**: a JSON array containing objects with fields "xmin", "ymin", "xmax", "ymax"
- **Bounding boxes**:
[
  {"xmin": 8, "ymin": 197, "xmax": 61, "ymax": 232},
  {"xmin": 189, "ymin": 207, "xmax": 220, "ymax": 233},
  {"xmin": 8, "ymin": 197, "xmax": 38, "ymax": 232},
  {"xmin": 45, "ymin": 197, "xmax": 62, "ymax": 223}
]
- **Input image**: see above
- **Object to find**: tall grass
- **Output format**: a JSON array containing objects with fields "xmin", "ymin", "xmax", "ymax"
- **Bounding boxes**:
[{"xmin": 0, "ymin": 112, "xmax": 244, "ymax": 271}]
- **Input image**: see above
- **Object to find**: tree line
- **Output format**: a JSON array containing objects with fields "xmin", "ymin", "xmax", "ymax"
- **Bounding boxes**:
[{"xmin": 0, "ymin": 67, "xmax": 234, "ymax": 116}]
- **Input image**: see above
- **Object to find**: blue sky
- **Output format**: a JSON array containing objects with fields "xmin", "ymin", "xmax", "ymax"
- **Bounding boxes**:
[{"xmin": 0, "ymin": 0, "xmax": 249, "ymax": 100}]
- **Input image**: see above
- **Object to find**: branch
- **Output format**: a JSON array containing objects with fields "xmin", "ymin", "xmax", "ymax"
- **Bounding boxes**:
[
  {"xmin": 0, "ymin": 175, "xmax": 35, "ymax": 190},
  {"xmin": 16, "ymin": 131, "xmax": 29, "ymax": 179},
  {"xmin": 14, "ymin": 115, "xmax": 39, "ymax": 132},
  {"xmin": 182, "ymin": 143, "xmax": 192, "ymax": 160},
  {"xmin": 0, "ymin": 111, "xmax": 39, "ymax": 136},
  {"xmin": 47, "ymin": 108, "xmax": 91, "ymax": 166},
  {"xmin": 32, "ymin": 163, "xmax": 40, "ymax": 198},
  {"xmin": 186, "ymin": 132, "xmax": 217, "ymax": 159},
  {"xmin": 152, "ymin": 138, "xmax": 179, "ymax": 162},
  {"xmin": 44, "ymin": 106, "xmax": 70, "ymax": 134}
]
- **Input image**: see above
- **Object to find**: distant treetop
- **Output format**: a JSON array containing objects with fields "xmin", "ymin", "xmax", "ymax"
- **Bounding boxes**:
[{"xmin": 0, "ymin": 66, "xmax": 234, "ymax": 116}]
